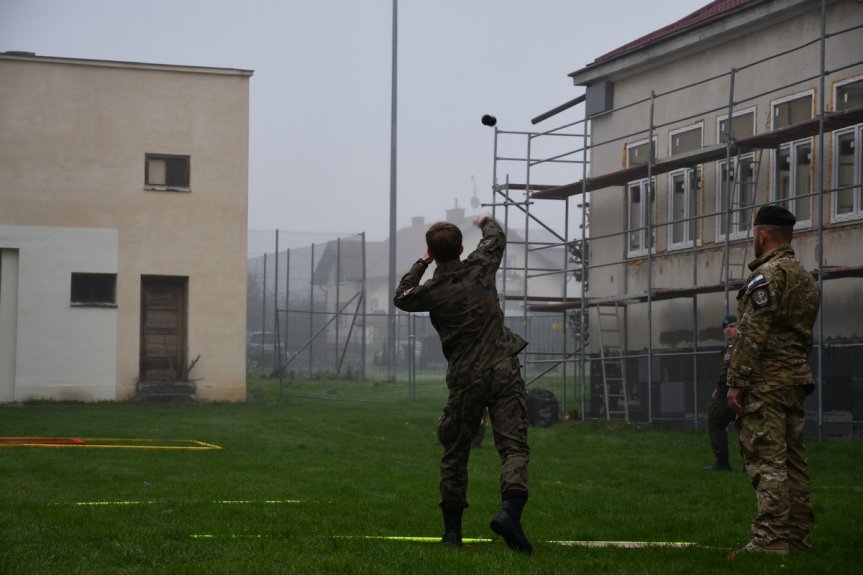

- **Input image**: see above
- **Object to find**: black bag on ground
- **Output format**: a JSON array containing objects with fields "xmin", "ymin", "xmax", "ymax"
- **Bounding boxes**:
[{"xmin": 526, "ymin": 388, "xmax": 559, "ymax": 427}]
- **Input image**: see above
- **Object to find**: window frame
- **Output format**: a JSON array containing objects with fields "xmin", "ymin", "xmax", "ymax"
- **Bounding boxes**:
[
  {"xmin": 145, "ymin": 153, "xmax": 191, "ymax": 192},
  {"xmin": 666, "ymin": 125, "xmax": 703, "ymax": 251},
  {"xmin": 716, "ymin": 154, "xmax": 757, "ymax": 241},
  {"xmin": 625, "ymin": 138, "xmax": 656, "ymax": 258},
  {"xmin": 832, "ymin": 125, "xmax": 863, "ymax": 222},
  {"xmin": 70, "ymin": 273, "xmax": 117, "ymax": 307},
  {"xmin": 834, "ymin": 75, "xmax": 863, "ymax": 113},
  {"xmin": 770, "ymin": 91, "xmax": 815, "ymax": 229},
  {"xmin": 667, "ymin": 166, "xmax": 702, "ymax": 250}
]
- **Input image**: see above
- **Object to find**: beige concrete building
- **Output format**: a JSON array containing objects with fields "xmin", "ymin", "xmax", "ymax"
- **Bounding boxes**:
[
  {"xmin": 0, "ymin": 53, "xmax": 252, "ymax": 402},
  {"xmin": 524, "ymin": 0, "xmax": 862, "ymax": 426}
]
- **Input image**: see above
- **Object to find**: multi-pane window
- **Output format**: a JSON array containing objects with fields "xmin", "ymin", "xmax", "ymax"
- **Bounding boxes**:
[
  {"xmin": 669, "ymin": 169, "xmax": 701, "ymax": 248},
  {"xmin": 833, "ymin": 78, "xmax": 863, "ymax": 222},
  {"xmin": 717, "ymin": 110, "xmax": 756, "ymax": 239},
  {"xmin": 626, "ymin": 140, "xmax": 655, "ymax": 256},
  {"xmin": 772, "ymin": 93, "xmax": 813, "ymax": 226},
  {"xmin": 667, "ymin": 126, "xmax": 702, "ymax": 249},
  {"xmin": 71, "ymin": 273, "xmax": 116, "ymax": 305},
  {"xmin": 718, "ymin": 155, "xmax": 757, "ymax": 238},
  {"xmin": 145, "ymin": 154, "xmax": 190, "ymax": 190}
]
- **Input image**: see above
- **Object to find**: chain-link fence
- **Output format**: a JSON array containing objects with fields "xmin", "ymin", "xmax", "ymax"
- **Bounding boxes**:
[{"xmin": 247, "ymin": 230, "xmax": 584, "ymax": 409}]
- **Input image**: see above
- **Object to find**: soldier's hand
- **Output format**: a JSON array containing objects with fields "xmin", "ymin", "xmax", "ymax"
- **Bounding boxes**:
[
  {"xmin": 421, "ymin": 250, "xmax": 434, "ymax": 265},
  {"xmin": 727, "ymin": 387, "xmax": 744, "ymax": 415},
  {"xmin": 473, "ymin": 212, "xmax": 491, "ymax": 226}
]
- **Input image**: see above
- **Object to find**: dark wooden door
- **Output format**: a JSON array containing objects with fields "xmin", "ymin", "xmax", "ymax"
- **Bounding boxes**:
[{"xmin": 140, "ymin": 276, "xmax": 187, "ymax": 382}]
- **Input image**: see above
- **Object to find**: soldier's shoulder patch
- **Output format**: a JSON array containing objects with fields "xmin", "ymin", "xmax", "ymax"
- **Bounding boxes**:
[
  {"xmin": 403, "ymin": 287, "xmax": 415, "ymax": 296},
  {"xmin": 479, "ymin": 238, "xmax": 495, "ymax": 248},
  {"xmin": 750, "ymin": 286, "xmax": 771, "ymax": 310}
]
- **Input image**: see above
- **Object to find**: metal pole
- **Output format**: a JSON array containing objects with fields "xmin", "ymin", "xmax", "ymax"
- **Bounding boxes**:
[
  {"xmin": 816, "ymin": 0, "xmax": 827, "ymax": 441},
  {"xmin": 386, "ymin": 0, "xmax": 398, "ymax": 383},
  {"xmin": 581, "ymin": 119, "xmax": 589, "ymax": 421},
  {"xmin": 282, "ymin": 247, "xmax": 290, "ymax": 400},
  {"xmin": 336, "ymin": 237, "xmax": 341, "ymax": 370},
  {"xmin": 361, "ymin": 232, "xmax": 367, "ymax": 378},
  {"xmin": 261, "ymin": 252, "xmax": 267, "ymax": 369},
  {"xmin": 723, "ymin": 69, "xmax": 736, "ymax": 310},
  {"xmin": 310, "ymin": 242, "xmax": 315, "ymax": 375},
  {"xmin": 523, "ymin": 135, "xmax": 532, "ymax": 384},
  {"xmin": 647, "ymin": 91, "xmax": 656, "ymax": 424},
  {"xmin": 274, "ymin": 230, "xmax": 280, "ymax": 375}
]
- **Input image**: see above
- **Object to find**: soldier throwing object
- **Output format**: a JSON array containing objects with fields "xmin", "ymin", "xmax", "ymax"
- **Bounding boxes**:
[
  {"xmin": 394, "ymin": 213, "xmax": 533, "ymax": 555},
  {"xmin": 726, "ymin": 205, "xmax": 820, "ymax": 555}
]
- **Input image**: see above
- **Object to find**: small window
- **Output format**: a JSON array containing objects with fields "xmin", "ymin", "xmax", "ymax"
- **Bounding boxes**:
[
  {"xmin": 670, "ymin": 125, "xmax": 702, "ymax": 156},
  {"xmin": 628, "ymin": 141, "xmax": 652, "ymax": 166},
  {"xmin": 773, "ymin": 94, "xmax": 813, "ymax": 129},
  {"xmin": 718, "ymin": 109, "xmax": 755, "ymax": 143},
  {"xmin": 145, "ymin": 154, "xmax": 190, "ymax": 190},
  {"xmin": 836, "ymin": 78, "xmax": 863, "ymax": 112},
  {"xmin": 71, "ymin": 273, "xmax": 117, "ymax": 305}
]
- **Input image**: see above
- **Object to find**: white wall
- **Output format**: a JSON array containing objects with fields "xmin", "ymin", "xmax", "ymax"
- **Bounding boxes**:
[{"xmin": 0, "ymin": 225, "xmax": 118, "ymax": 401}]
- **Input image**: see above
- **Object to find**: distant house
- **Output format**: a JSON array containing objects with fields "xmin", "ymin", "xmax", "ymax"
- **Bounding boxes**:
[{"xmin": 0, "ymin": 53, "xmax": 252, "ymax": 402}]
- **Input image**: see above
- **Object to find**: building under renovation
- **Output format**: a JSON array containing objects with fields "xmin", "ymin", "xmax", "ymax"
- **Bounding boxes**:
[{"xmin": 490, "ymin": 0, "xmax": 862, "ymax": 436}]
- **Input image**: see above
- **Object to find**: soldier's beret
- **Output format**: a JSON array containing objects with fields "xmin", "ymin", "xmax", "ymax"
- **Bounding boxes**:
[
  {"xmin": 754, "ymin": 205, "xmax": 796, "ymax": 226},
  {"xmin": 722, "ymin": 314, "xmax": 737, "ymax": 327}
]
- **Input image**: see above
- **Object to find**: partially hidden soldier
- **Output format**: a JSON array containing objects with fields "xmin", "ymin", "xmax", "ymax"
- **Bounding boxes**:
[
  {"xmin": 393, "ymin": 212, "xmax": 533, "ymax": 555},
  {"xmin": 726, "ymin": 205, "xmax": 821, "ymax": 556},
  {"xmin": 705, "ymin": 314, "xmax": 738, "ymax": 471}
]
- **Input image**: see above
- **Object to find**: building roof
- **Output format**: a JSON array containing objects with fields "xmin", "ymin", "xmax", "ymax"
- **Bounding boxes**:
[
  {"xmin": 591, "ymin": 0, "xmax": 762, "ymax": 66},
  {"xmin": 0, "ymin": 51, "xmax": 254, "ymax": 77}
]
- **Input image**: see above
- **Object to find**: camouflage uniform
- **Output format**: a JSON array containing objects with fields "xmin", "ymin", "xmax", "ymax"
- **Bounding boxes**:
[
  {"xmin": 727, "ymin": 244, "xmax": 820, "ymax": 552},
  {"xmin": 706, "ymin": 341, "xmax": 736, "ymax": 468},
  {"xmin": 394, "ymin": 218, "xmax": 530, "ymax": 508}
]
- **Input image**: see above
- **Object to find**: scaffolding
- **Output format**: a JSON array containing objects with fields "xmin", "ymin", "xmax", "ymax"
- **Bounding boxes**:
[{"xmin": 489, "ymin": 0, "xmax": 863, "ymax": 436}]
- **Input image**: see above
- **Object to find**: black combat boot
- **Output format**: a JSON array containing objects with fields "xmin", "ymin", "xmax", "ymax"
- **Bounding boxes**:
[
  {"xmin": 490, "ymin": 494, "xmax": 533, "ymax": 555},
  {"xmin": 705, "ymin": 453, "xmax": 732, "ymax": 471},
  {"xmin": 440, "ymin": 505, "xmax": 463, "ymax": 546}
]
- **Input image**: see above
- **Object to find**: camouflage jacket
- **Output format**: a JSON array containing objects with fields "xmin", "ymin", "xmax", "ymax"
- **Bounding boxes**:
[
  {"xmin": 393, "ymin": 218, "xmax": 527, "ymax": 380},
  {"xmin": 727, "ymin": 244, "xmax": 820, "ymax": 390},
  {"xmin": 716, "ymin": 342, "xmax": 734, "ymax": 393}
]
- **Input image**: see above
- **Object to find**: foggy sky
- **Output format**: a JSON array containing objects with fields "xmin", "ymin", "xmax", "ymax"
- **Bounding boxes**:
[{"xmin": 1, "ymin": 0, "xmax": 706, "ymax": 247}]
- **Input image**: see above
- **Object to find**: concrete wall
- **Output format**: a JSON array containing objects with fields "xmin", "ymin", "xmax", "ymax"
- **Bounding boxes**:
[
  {"xmin": 0, "ymin": 226, "xmax": 118, "ymax": 401},
  {"xmin": 0, "ymin": 55, "xmax": 251, "ymax": 401}
]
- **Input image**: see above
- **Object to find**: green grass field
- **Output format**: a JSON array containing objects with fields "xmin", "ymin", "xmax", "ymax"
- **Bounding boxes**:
[{"xmin": 1, "ymin": 379, "xmax": 860, "ymax": 574}]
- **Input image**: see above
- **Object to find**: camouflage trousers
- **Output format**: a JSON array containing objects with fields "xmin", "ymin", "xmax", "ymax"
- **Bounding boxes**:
[
  {"xmin": 437, "ymin": 356, "xmax": 530, "ymax": 508},
  {"xmin": 737, "ymin": 385, "xmax": 813, "ymax": 550},
  {"xmin": 707, "ymin": 390, "xmax": 735, "ymax": 463}
]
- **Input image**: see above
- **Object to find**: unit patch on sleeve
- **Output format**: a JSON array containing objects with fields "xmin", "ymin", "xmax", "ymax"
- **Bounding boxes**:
[{"xmin": 751, "ymin": 286, "xmax": 771, "ymax": 310}]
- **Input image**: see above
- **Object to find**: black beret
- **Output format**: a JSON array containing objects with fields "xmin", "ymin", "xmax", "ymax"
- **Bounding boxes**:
[
  {"xmin": 722, "ymin": 314, "xmax": 737, "ymax": 327},
  {"xmin": 754, "ymin": 205, "xmax": 796, "ymax": 226}
]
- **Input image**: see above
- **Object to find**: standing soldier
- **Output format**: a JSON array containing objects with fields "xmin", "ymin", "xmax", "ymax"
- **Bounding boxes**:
[
  {"xmin": 726, "ymin": 205, "xmax": 821, "ymax": 555},
  {"xmin": 394, "ymin": 212, "xmax": 533, "ymax": 555},
  {"xmin": 705, "ymin": 314, "xmax": 737, "ymax": 471}
]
